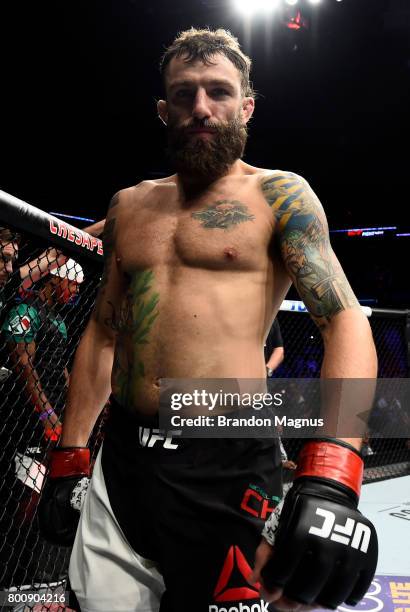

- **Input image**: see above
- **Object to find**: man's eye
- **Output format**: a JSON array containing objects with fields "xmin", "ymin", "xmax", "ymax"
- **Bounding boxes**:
[
  {"xmin": 212, "ymin": 89, "xmax": 229, "ymax": 97},
  {"xmin": 175, "ymin": 90, "xmax": 192, "ymax": 98}
]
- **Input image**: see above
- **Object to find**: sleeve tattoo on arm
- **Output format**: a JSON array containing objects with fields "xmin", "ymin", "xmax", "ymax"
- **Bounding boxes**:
[{"xmin": 261, "ymin": 172, "xmax": 360, "ymax": 328}]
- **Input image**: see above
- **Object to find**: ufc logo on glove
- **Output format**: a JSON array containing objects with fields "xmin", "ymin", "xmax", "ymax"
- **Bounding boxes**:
[
  {"xmin": 309, "ymin": 507, "xmax": 372, "ymax": 553},
  {"xmin": 260, "ymin": 440, "xmax": 378, "ymax": 609}
]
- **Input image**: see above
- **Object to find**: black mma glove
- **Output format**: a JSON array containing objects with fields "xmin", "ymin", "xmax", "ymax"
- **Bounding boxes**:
[
  {"xmin": 38, "ymin": 447, "xmax": 90, "ymax": 547},
  {"xmin": 261, "ymin": 439, "xmax": 378, "ymax": 609}
]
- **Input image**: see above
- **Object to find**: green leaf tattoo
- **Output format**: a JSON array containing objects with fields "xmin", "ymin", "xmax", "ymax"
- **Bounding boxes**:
[
  {"xmin": 129, "ymin": 270, "xmax": 160, "ymax": 349},
  {"xmin": 192, "ymin": 200, "xmax": 255, "ymax": 231},
  {"xmin": 261, "ymin": 172, "xmax": 359, "ymax": 328},
  {"xmin": 109, "ymin": 270, "xmax": 159, "ymax": 405}
]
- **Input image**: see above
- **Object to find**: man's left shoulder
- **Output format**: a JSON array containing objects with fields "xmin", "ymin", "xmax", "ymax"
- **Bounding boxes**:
[
  {"xmin": 259, "ymin": 169, "xmax": 324, "ymax": 217},
  {"xmin": 259, "ymin": 169, "xmax": 307, "ymax": 193}
]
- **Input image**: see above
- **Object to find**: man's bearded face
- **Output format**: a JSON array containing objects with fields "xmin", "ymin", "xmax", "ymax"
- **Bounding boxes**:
[{"xmin": 166, "ymin": 115, "xmax": 248, "ymax": 181}]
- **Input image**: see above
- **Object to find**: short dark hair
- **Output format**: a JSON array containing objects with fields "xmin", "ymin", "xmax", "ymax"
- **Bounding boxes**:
[
  {"xmin": 0, "ymin": 226, "xmax": 21, "ymax": 245},
  {"xmin": 160, "ymin": 27, "xmax": 255, "ymax": 97}
]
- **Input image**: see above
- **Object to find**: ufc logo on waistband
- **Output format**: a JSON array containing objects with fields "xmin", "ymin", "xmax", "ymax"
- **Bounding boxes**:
[
  {"xmin": 308, "ymin": 508, "xmax": 371, "ymax": 553},
  {"xmin": 138, "ymin": 427, "xmax": 181, "ymax": 450}
]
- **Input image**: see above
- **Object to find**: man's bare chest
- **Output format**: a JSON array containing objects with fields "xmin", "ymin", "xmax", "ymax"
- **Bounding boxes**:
[{"xmin": 116, "ymin": 185, "xmax": 274, "ymax": 273}]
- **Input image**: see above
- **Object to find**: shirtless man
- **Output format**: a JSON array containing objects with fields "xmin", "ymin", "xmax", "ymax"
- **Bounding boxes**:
[{"xmin": 39, "ymin": 29, "xmax": 378, "ymax": 612}]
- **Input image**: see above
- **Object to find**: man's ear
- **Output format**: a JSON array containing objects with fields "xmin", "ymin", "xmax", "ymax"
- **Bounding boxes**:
[
  {"xmin": 157, "ymin": 99, "xmax": 168, "ymax": 126},
  {"xmin": 241, "ymin": 97, "xmax": 255, "ymax": 125}
]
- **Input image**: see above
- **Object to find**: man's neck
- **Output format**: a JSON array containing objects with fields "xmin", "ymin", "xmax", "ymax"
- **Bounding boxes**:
[{"xmin": 177, "ymin": 159, "xmax": 247, "ymax": 200}]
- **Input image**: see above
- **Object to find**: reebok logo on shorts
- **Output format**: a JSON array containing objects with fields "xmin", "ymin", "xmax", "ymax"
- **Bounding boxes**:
[
  {"xmin": 209, "ymin": 603, "xmax": 269, "ymax": 612},
  {"xmin": 210, "ymin": 545, "xmax": 265, "ymax": 612}
]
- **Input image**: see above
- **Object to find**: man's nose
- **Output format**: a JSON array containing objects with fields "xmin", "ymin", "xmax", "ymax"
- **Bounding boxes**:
[{"xmin": 192, "ymin": 89, "xmax": 212, "ymax": 121}]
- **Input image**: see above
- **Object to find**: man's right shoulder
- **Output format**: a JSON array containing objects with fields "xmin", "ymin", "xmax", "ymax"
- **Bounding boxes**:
[{"xmin": 112, "ymin": 177, "xmax": 176, "ymax": 211}]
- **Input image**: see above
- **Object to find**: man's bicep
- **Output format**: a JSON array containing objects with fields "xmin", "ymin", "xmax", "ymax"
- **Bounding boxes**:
[
  {"xmin": 92, "ymin": 193, "xmax": 125, "ymax": 334},
  {"xmin": 92, "ymin": 253, "xmax": 125, "ymax": 333},
  {"xmin": 262, "ymin": 172, "xmax": 360, "ymax": 328}
]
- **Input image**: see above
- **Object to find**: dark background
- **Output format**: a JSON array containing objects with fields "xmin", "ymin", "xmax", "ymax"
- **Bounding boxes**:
[{"xmin": 1, "ymin": 0, "xmax": 409, "ymax": 306}]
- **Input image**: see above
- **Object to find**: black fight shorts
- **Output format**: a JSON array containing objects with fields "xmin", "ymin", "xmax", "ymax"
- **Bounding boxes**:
[{"xmin": 69, "ymin": 397, "xmax": 283, "ymax": 612}]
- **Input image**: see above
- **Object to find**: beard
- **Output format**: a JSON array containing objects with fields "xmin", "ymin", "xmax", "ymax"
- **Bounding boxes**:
[{"xmin": 166, "ymin": 115, "xmax": 248, "ymax": 183}]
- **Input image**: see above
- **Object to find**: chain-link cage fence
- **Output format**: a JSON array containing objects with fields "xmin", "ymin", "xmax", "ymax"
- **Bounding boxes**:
[
  {"xmin": 275, "ymin": 304, "xmax": 410, "ymax": 483},
  {"xmin": 0, "ymin": 190, "xmax": 409, "ymax": 609},
  {"xmin": 0, "ymin": 191, "xmax": 104, "ymax": 610}
]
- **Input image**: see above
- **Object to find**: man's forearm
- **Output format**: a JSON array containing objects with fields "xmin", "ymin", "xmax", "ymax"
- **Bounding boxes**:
[
  {"xmin": 321, "ymin": 309, "xmax": 377, "ymax": 378},
  {"xmin": 83, "ymin": 219, "xmax": 105, "ymax": 237},
  {"xmin": 266, "ymin": 347, "xmax": 284, "ymax": 372},
  {"xmin": 18, "ymin": 362, "xmax": 53, "ymax": 413},
  {"xmin": 320, "ymin": 309, "xmax": 377, "ymax": 450},
  {"xmin": 61, "ymin": 319, "xmax": 114, "ymax": 447},
  {"xmin": 20, "ymin": 248, "xmax": 68, "ymax": 288}
]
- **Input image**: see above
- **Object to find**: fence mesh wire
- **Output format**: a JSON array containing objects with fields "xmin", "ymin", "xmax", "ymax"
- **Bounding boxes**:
[
  {"xmin": 0, "ymin": 219, "xmax": 409, "ymax": 610},
  {"xmin": 275, "ymin": 309, "xmax": 410, "ymax": 482},
  {"xmin": 0, "ymin": 225, "xmax": 104, "ymax": 610}
]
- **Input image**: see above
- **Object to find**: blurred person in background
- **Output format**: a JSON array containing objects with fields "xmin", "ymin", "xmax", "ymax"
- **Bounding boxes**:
[
  {"xmin": 264, "ymin": 318, "xmax": 284, "ymax": 377},
  {"xmin": 0, "ymin": 261, "xmax": 83, "ymax": 587}
]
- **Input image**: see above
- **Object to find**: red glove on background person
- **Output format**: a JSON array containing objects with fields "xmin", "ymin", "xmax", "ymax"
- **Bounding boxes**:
[
  {"xmin": 43, "ymin": 420, "xmax": 62, "ymax": 442},
  {"xmin": 38, "ymin": 407, "xmax": 62, "ymax": 443},
  {"xmin": 38, "ymin": 447, "xmax": 90, "ymax": 546},
  {"xmin": 252, "ymin": 439, "xmax": 378, "ymax": 610}
]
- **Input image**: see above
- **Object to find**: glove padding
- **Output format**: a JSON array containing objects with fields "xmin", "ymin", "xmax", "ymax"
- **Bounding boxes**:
[
  {"xmin": 261, "ymin": 440, "xmax": 378, "ymax": 609},
  {"xmin": 38, "ymin": 447, "xmax": 90, "ymax": 547}
]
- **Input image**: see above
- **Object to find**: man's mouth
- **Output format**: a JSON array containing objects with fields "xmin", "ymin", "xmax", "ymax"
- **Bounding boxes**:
[{"xmin": 187, "ymin": 127, "xmax": 216, "ymax": 134}]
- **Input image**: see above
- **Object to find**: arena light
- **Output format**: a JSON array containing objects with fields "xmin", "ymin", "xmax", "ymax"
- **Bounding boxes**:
[
  {"xmin": 285, "ymin": 10, "xmax": 307, "ymax": 29},
  {"xmin": 49, "ymin": 211, "xmax": 96, "ymax": 223},
  {"xmin": 307, "ymin": 0, "xmax": 321, "ymax": 4},
  {"xmin": 285, "ymin": 0, "xmax": 298, "ymax": 5},
  {"xmin": 330, "ymin": 226, "xmax": 397, "ymax": 234},
  {"xmin": 233, "ymin": 0, "xmax": 280, "ymax": 16}
]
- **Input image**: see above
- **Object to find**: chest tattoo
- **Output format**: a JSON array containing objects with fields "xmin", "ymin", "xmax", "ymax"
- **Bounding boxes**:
[{"xmin": 191, "ymin": 200, "xmax": 255, "ymax": 231}]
